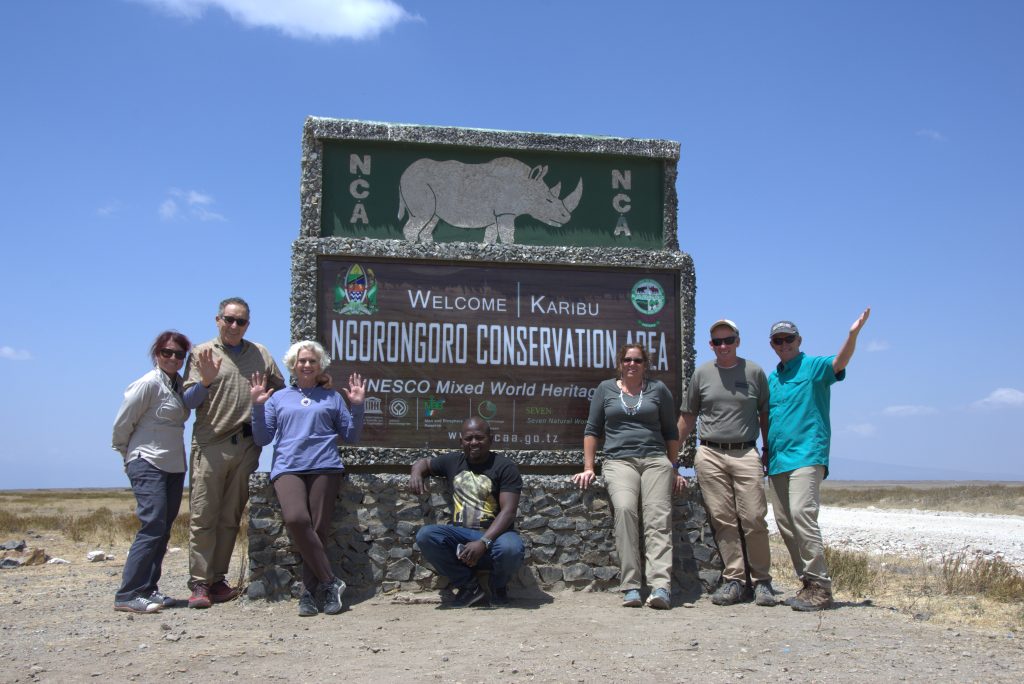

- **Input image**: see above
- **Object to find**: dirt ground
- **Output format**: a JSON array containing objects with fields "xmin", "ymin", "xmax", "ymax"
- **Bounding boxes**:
[{"xmin": 1, "ymin": 532, "xmax": 1022, "ymax": 683}]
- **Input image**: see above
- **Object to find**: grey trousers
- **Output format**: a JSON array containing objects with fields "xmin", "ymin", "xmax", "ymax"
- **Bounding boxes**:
[{"xmin": 603, "ymin": 456, "xmax": 675, "ymax": 592}]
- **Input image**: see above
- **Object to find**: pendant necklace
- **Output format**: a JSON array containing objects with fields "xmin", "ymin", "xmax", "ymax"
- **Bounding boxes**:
[
  {"xmin": 619, "ymin": 384, "xmax": 644, "ymax": 416},
  {"xmin": 298, "ymin": 386, "xmax": 314, "ymax": 407}
]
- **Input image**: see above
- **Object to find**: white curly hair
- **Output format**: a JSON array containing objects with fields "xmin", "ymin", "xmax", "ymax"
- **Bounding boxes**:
[{"xmin": 282, "ymin": 340, "xmax": 331, "ymax": 373}]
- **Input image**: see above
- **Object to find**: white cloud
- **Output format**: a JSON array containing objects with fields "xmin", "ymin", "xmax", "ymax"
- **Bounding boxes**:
[
  {"xmin": 96, "ymin": 201, "xmax": 123, "ymax": 217},
  {"xmin": 845, "ymin": 423, "xmax": 876, "ymax": 437},
  {"xmin": 866, "ymin": 339, "xmax": 889, "ymax": 352},
  {"xmin": 883, "ymin": 404, "xmax": 937, "ymax": 417},
  {"xmin": 915, "ymin": 128, "xmax": 947, "ymax": 142},
  {"xmin": 159, "ymin": 188, "xmax": 226, "ymax": 222},
  {"xmin": 972, "ymin": 388, "xmax": 1024, "ymax": 410},
  {"xmin": 0, "ymin": 346, "xmax": 32, "ymax": 361},
  {"xmin": 159, "ymin": 198, "xmax": 179, "ymax": 220},
  {"xmin": 186, "ymin": 190, "xmax": 213, "ymax": 206},
  {"xmin": 132, "ymin": 0, "xmax": 415, "ymax": 40},
  {"xmin": 192, "ymin": 205, "xmax": 227, "ymax": 222}
]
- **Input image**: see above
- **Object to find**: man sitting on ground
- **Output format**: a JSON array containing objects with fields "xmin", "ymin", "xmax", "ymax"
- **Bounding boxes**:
[{"xmin": 410, "ymin": 417, "xmax": 525, "ymax": 608}]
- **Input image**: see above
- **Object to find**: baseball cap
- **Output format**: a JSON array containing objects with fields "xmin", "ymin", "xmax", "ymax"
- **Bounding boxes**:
[
  {"xmin": 709, "ymin": 319, "xmax": 739, "ymax": 335},
  {"xmin": 770, "ymin": 320, "xmax": 799, "ymax": 336}
]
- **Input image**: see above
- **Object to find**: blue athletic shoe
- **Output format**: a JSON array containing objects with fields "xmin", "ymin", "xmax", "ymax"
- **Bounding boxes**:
[
  {"xmin": 622, "ymin": 589, "xmax": 642, "ymax": 607},
  {"xmin": 647, "ymin": 587, "xmax": 671, "ymax": 610}
]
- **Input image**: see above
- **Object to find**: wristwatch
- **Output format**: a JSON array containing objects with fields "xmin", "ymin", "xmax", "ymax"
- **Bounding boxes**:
[{"xmin": 480, "ymin": 537, "xmax": 493, "ymax": 550}]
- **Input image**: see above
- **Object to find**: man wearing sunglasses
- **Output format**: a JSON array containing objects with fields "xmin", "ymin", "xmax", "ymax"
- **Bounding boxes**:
[
  {"xmin": 677, "ymin": 320, "xmax": 774, "ymax": 607},
  {"xmin": 766, "ymin": 308, "xmax": 871, "ymax": 611},
  {"xmin": 182, "ymin": 297, "xmax": 285, "ymax": 609}
]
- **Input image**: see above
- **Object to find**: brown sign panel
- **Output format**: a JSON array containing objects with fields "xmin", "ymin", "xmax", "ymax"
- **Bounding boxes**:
[{"xmin": 317, "ymin": 257, "xmax": 680, "ymax": 450}]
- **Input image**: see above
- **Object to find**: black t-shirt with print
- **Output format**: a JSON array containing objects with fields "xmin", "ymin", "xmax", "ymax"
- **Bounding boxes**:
[{"xmin": 427, "ymin": 451, "xmax": 523, "ymax": 530}]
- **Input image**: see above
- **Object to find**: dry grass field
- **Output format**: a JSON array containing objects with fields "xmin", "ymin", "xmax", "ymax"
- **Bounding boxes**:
[
  {"xmin": 2, "ymin": 482, "xmax": 1022, "ymax": 634},
  {"xmin": 823, "ymin": 481, "xmax": 1024, "ymax": 516}
]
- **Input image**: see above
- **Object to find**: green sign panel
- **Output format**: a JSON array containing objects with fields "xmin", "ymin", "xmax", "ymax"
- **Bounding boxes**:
[{"xmin": 321, "ymin": 141, "xmax": 665, "ymax": 248}]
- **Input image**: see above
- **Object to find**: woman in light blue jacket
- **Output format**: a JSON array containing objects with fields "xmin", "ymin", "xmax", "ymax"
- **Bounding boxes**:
[{"xmin": 111, "ymin": 331, "xmax": 217, "ymax": 613}]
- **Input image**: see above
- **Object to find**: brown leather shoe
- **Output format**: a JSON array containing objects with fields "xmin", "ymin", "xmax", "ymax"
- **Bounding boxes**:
[
  {"xmin": 188, "ymin": 583, "xmax": 212, "ymax": 609},
  {"xmin": 209, "ymin": 580, "xmax": 240, "ymax": 604},
  {"xmin": 788, "ymin": 581, "xmax": 833, "ymax": 611}
]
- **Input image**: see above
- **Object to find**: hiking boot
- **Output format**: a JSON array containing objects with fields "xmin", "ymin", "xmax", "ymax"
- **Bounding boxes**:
[
  {"xmin": 148, "ymin": 590, "xmax": 176, "ymax": 608},
  {"xmin": 449, "ymin": 580, "xmax": 486, "ymax": 608},
  {"xmin": 622, "ymin": 589, "xmax": 643, "ymax": 607},
  {"xmin": 754, "ymin": 581, "xmax": 777, "ymax": 607},
  {"xmin": 188, "ymin": 583, "xmax": 212, "ymax": 609},
  {"xmin": 320, "ymin": 577, "xmax": 346, "ymax": 615},
  {"xmin": 490, "ymin": 586, "xmax": 510, "ymax": 607},
  {"xmin": 647, "ymin": 587, "xmax": 671, "ymax": 610},
  {"xmin": 788, "ymin": 581, "xmax": 833, "ymax": 611},
  {"xmin": 785, "ymin": 578, "xmax": 813, "ymax": 607},
  {"xmin": 710, "ymin": 580, "xmax": 744, "ymax": 606},
  {"xmin": 297, "ymin": 590, "xmax": 318, "ymax": 617},
  {"xmin": 114, "ymin": 596, "xmax": 161, "ymax": 614}
]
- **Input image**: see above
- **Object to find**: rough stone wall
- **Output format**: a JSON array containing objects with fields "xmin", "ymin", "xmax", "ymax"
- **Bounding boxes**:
[{"xmin": 246, "ymin": 472, "xmax": 724, "ymax": 603}]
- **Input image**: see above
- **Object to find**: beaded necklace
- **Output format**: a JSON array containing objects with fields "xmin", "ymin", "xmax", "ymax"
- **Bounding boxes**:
[{"xmin": 618, "ymin": 383, "xmax": 644, "ymax": 416}]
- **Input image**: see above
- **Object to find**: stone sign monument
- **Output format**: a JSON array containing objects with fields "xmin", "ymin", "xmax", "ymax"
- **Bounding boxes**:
[{"xmin": 246, "ymin": 117, "xmax": 722, "ymax": 603}]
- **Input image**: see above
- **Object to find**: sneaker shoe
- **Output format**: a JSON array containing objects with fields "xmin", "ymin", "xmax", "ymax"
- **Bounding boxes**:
[
  {"xmin": 647, "ymin": 587, "xmax": 671, "ymax": 610},
  {"xmin": 320, "ymin": 577, "xmax": 346, "ymax": 615},
  {"xmin": 789, "ymin": 581, "xmax": 833, "ymax": 612},
  {"xmin": 148, "ymin": 590, "xmax": 176, "ymax": 608},
  {"xmin": 622, "ymin": 589, "xmax": 643, "ymax": 607},
  {"xmin": 209, "ymin": 580, "xmax": 240, "ymax": 604},
  {"xmin": 297, "ymin": 589, "xmax": 319, "ymax": 617},
  {"xmin": 754, "ymin": 581, "xmax": 777, "ymax": 607},
  {"xmin": 490, "ymin": 586, "xmax": 510, "ymax": 607},
  {"xmin": 710, "ymin": 580, "xmax": 743, "ymax": 606},
  {"xmin": 114, "ymin": 596, "xmax": 161, "ymax": 614},
  {"xmin": 449, "ymin": 581, "xmax": 486, "ymax": 608},
  {"xmin": 188, "ymin": 583, "xmax": 212, "ymax": 609}
]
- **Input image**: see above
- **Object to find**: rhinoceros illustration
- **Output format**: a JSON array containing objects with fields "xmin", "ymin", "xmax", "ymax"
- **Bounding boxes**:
[{"xmin": 397, "ymin": 157, "xmax": 583, "ymax": 244}]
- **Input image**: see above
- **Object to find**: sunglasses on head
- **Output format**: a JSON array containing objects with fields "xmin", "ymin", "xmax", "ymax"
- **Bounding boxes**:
[
  {"xmin": 711, "ymin": 336, "xmax": 737, "ymax": 347},
  {"xmin": 220, "ymin": 315, "xmax": 249, "ymax": 327},
  {"xmin": 158, "ymin": 348, "xmax": 186, "ymax": 360},
  {"xmin": 622, "ymin": 357, "xmax": 645, "ymax": 364},
  {"xmin": 771, "ymin": 334, "xmax": 797, "ymax": 346}
]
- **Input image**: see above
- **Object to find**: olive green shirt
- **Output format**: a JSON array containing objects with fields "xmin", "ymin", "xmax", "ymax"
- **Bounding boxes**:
[
  {"xmin": 184, "ymin": 337, "xmax": 285, "ymax": 445},
  {"xmin": 681, "ymin": 359, "xmax": 768, "ymax": 443}
]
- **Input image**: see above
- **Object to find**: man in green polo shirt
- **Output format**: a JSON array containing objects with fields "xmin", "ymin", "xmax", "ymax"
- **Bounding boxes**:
[{"xmin": 766, "ymin": 308, "xmax": 870, "ymax": 611}]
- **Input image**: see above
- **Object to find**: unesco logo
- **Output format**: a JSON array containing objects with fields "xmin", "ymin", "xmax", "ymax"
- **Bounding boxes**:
[{"xmin": 389, "ymin": 399, "xmax": 409, "ymax": 418}]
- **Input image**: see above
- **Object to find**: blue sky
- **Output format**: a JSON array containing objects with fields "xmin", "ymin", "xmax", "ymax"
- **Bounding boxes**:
[{"xmin": 1, "ymin": 0, "xmax": 1021, "ymax": 488}]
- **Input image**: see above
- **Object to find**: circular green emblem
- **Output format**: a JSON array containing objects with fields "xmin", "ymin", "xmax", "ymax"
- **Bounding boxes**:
[
  {"xmin": 631, "ymin": 279, "xmax": 665, "ymax": 315},
  {"xmin": 477, "ymin": 400, "xmax": 498, "ymax": 420}
]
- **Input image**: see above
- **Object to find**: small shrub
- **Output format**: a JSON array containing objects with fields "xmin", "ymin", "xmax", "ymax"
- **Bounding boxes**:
[
  {"xmin": 941, "ymin": 551, "xmax": 1024, "ymax": 602},
  {"xmin": 824, "ymin": 546, "xmax": 877, "ymax": 597}
]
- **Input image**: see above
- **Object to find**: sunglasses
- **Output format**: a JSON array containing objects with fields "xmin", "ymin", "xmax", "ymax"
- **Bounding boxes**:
[
  {"xmin": 622, "ymin": 357, "xmax": 645, "ymax": 364},
  {"xmin": 158, "ymin": 348, "xmax": 186, "ymax": 360},
  {"xmin": 771, "ymin": 334, "xmax": 797, "ymax": 346},
  {"xmin": 220, "ymin": 315, "xmax": 249, "ymax": 327},
  {"xmin": 711, "ymin": 336, "xmax": 737, "ymax": 347}
]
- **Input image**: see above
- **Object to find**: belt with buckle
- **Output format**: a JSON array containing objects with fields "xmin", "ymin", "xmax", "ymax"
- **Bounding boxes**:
[{"xmin": 701, "ymin": 440, "xmax": 757, "ymax": 451}]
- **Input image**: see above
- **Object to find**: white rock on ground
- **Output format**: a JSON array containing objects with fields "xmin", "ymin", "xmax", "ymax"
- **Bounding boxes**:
[{"xmin": 767, "ymin": 505, "xmax": 1024, "ymax": 569}]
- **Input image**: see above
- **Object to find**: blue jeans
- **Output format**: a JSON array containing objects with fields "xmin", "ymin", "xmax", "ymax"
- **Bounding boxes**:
[
  {"xmin": 116, "ymin": 458, "xmax": 185, "ymax": 602},
  {"xmin": 415, "ymin": 524, "xmax": 524, "ymax": 591}
]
